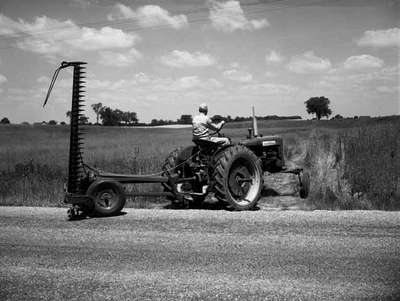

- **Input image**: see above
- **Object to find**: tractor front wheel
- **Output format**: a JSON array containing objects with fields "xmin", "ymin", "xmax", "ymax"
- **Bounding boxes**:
[{"xmin": 213, "ymin": 145, "xmax": 263, "ymax": 210}]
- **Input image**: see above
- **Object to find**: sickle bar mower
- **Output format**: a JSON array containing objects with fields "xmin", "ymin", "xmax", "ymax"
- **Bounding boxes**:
[{"xmin": 44, "ymin": 61, "xmax": 189, "ymax": 219}]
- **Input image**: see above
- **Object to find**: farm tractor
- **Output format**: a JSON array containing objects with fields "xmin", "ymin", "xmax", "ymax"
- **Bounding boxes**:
[{"xmin": 44, "ymin": 61, "xmax": 310, "ymax": 219}]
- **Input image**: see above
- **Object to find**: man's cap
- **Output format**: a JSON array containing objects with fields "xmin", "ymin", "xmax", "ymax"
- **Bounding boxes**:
[{"xmin": 199, "ymin": 103, "xmax": 208, "ymax": 112}]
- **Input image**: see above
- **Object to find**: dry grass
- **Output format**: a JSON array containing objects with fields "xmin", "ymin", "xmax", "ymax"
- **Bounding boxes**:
[{"xmin": 1, "ymin": 117, "xmax": 399, "ymax": 209}]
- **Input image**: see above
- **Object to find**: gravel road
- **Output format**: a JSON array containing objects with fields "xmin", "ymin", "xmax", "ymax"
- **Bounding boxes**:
[{"xmin": 1, "ymin": 207, "xmax": 399, "ymax": 300}]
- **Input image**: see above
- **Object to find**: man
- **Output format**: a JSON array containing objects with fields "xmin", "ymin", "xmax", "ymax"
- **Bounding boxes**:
[{"xmin": 192, "ymin": 103, "xmax": 230, "ymax": 146}]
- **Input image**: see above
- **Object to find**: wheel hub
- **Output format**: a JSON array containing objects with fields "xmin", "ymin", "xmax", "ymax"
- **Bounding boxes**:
[{"xmin": 228, "ymin": 166, "xmax": 252, "ymax": 198}]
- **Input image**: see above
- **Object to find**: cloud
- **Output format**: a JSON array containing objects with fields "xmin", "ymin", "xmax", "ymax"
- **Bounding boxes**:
[
  {"xmin": 376, "ymin": 86, "xmax": 399, "ymax": 93},
  {"xmin": 241, "ymin": 83, "xmax": 296, "ymax": 95},
  {"xmin": 99, "ymin": 48, "xmax": 142, "ymax": 67},
  {"xmin": 0, "ymin": 14, "xmax": 139, "ymax": 58},
  {"xmin": 222, "ymin": 69, "xmax": 253, "ymax": 82},
  {"xmin": 357, "ymin": 28, "xmax": 400, "ymax": 47},
  {"xmin": 343, "ymin": 54, "xmax": 384, "ymax": 70},
  {"xmin": 160, "ymin": 50, "xmax": 216, "ymax": 68},
  {"xmin": 37, "ymin": 76, "xmax": 50, "ymax": 83},
  {"xmin": 208, "ymin": 0, "xmax": 269, "ymax": 33},
  {"xmin": 108, "ymin": 4, "xmax": 188, "ymax": 29},
  {"xmin": 265, "ymin": 50, "xmax": 284, "ymax": 63},
  {"xmin": 287, "ymin": 51, "xmax": 332, "ymax": 74},
  {"xmin": 0, "ymin": 74, "xmax": 7, "ymax": 84}
]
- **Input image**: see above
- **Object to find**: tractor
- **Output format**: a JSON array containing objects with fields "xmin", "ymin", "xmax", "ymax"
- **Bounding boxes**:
[
  {"xmin": 43, "ymin": 61, "xmax": 309, "ymax": 219},
  {"xmin": 161, "ymin": 112, "xmax": 309, "ymax": 210}
]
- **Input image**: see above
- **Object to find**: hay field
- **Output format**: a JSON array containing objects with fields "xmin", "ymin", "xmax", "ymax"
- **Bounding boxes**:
[{"xmin": 1, "ymin": 117, "xmax": 399, "ymax": 209}]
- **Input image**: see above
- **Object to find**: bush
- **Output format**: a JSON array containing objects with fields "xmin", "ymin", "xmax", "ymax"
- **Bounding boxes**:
[{"xmin": 1, "ymin": 117, "xmax": 10, "ymax": 124}]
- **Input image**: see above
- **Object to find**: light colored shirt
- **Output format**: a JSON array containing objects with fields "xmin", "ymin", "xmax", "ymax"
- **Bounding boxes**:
[{"xmin": 192, "ymin": 113, "xmax": 216, "ymax": 139}]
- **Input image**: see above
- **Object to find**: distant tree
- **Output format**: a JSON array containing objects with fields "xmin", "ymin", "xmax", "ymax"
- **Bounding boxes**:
[
  {"xmin": 211, "ymin": 115, "xmax": 225, "ymax": 123},
  {"xmin": 66, "ymin": 111, "xmax": 71, "ymax": 119},
  {"xmin": 98, "ymin": 106, "xmax": 138, "ymax": 126},
  {"xmin": 48, "ymin": 120, "xmax": 58, "ymax": 125},
  {"xmin": 79, "ymin": 115, "xmax": 89, "ymax": 125},
  {"xmin": 99, "ymin": 106, "xmax": 119, "ymax": 126},
  {"xmin": 305, "ymin": 96, "xmax": 332, "ymax": 120},
  {"xmin": 1, "ymin": 117, "xmax": 10, "ymax": 124},
  {"xmin": 60, "ymin": 121, "xmax": 66, "ymax": 125},
  {"xmin": 332, "ymin": 114, "xmax": 343, "ymax": 120},
  {"xmin": 128, "ymin": 111, "xmax": 138, "ymax": 125},
  {"xmin": 178, "ymin": 114, "xmax": 192, "ymax": 124},
  {"xmin": 91, "ymin": 102, "xmax": 103, "ymax": 124}
]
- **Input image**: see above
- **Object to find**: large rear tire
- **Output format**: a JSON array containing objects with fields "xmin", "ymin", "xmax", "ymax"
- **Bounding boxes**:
[{"xmin": 213, "ymin": 145, "xmax": 263, "ymax": 210}]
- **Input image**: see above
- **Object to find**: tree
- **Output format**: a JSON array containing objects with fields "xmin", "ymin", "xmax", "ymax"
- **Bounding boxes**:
[
  {"xmin": 332, "ymin": 114, "xmax": 343, "ymax": 120},
  {"xmin": 99, "ymin": 106, "xmax": 119, "ymax": 126},
  {"xmin": 178, "ymin": 114, "xmax": 192, "ymax": 124},
  {"xmin": 79, "ymin": 115, "xmax": 89, "ymax": 125},
  {"xmin": 91, "ymin": 102, "xmax": 103, "ymax": 125},
  {"xmin": 48, "ymin": 120, "xmax": 58, "ymax": 125},
  {"xmin": 305, "ymin": 96, "xmax": 332, "ymax": 120},
  {"xmin": 0, "ymin": 117, "xmax": 10, "ymax": 124},
  {"xmin": 66, "ymin": 111, "xmax": 71, "ymax": 119}
]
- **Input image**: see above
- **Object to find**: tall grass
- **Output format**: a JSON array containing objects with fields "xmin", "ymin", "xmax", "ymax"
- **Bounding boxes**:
[
  {"xmin": 342, "ymin": 119, "xmax": 400, "ymax": 209},
  {"xmin": 300, "ymin": 118, "xmax": 400, "ymax": 210}
]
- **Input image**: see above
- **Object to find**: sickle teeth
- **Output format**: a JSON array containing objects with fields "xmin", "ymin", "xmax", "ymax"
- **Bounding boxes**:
[{"xmin": 67, "ymin": 62, "xmax": 87, "ymax": 194}]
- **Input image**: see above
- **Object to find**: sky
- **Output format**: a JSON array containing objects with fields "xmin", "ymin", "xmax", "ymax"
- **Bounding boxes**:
[{"xmin": 0, "ymin": 0, "xmax": 399, "ymax": 123}]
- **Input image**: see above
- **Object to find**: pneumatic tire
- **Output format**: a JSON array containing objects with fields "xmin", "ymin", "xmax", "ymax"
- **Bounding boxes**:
[
  {"xmin": 88, "ymin": 181, "xmax": 126, "ymax": 217},
  {"xmin": 213, "ymin": 145, "xmax": 263, "ymax": 210}
]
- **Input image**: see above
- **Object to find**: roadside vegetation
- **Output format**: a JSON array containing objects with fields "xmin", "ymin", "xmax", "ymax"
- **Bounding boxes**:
[{"xmin": 0, "ymin": 116, "xmax": 398, "ymax": 209}]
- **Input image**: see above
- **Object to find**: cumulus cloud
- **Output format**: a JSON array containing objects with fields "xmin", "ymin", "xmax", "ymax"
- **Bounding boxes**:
[
  {"xmin": 222, "ymin": 69, "xmax": 253, "ymax": 82},
  {"xmin": 160, "ymin": 50, "xmax": 216, "ymax": 68},
  {"xmin": 0, "ymin": 14, "xmax": 139, "ymax": 58},
  {"xmin": 343, "ymin": 54, "xmax": 384, "ymax": 70},
  {"xmin": 287, "ymin": 51, "xmax": 332, "ymax": 74},
  {"xmin": 99, "ymin": 48, "xmax": 142, "ymax": 67},
  {"xmin": 0, "ymin": 74, "xmax": 7, "ymax": 84},
  {"xmin": 208, "ymin": 0, "xmax": 269, "ymax": 33},
  {"xmin": 241, "ymin": 83, "xmax": 296, "ymax": 95},
  {"xmin": 357, "ymin": 28, "xmax": 400, "ymax": 47},
  {"xmin": 108, "ymin": 4, "xmax": 188, "ymax": 29},
  {"xmin": 265, "ymin": 50, "xmax": 284, "ymax": 63}
]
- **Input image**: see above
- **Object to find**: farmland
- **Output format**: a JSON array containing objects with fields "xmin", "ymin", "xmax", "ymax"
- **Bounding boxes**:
[{"xmin": 1, "ymin": 116, "xmax": 399, "ymax": 209}]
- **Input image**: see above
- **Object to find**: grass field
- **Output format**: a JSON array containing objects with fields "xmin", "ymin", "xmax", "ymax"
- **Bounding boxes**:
[{"xmin": 1, "ymin": 117, "xmax": 399, "ymax": 209}]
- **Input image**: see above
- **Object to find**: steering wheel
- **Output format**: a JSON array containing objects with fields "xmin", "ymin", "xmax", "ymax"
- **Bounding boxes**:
[{"xmin": 211, "ymin": 121, "xmax": 225, "ymax": 137}]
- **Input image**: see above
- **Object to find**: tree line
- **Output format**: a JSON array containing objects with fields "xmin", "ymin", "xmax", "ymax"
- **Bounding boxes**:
[{"xmin": 1, "ymin": 96, "xmax": 341, "ymax": 125}]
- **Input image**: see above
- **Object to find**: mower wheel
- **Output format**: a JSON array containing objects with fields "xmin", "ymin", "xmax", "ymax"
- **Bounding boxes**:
[
  {"xmin": 213, "ymin": 145, "xmax": 263, "ymax": 210},
  {"xmin": 299, "ymin": 171, "xmax": 310, "ymax": 199},
  {"xmin": 87, "ymin": 181, "xmax": 126, "ymax": 217}
]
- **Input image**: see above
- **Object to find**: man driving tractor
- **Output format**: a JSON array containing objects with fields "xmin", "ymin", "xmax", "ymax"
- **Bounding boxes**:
[{"xmin": 192, "ymin": 103, "xmax": 230, "ymax": 146}]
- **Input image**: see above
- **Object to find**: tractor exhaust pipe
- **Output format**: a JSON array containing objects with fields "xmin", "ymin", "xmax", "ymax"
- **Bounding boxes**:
[{"xmin": 252, "ymin": 106, "xmax": 258, "ymax": 137}]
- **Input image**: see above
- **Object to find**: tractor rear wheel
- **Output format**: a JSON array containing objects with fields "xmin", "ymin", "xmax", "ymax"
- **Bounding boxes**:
[{"xmin": 213, "ymin": 145, "xmax": 263, "ymax": 210}]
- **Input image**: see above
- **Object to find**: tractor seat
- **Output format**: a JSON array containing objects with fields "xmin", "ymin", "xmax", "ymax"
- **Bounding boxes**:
[{"xmin": 192, "ymin": 138, "xmax": 224, "ymax": 151}]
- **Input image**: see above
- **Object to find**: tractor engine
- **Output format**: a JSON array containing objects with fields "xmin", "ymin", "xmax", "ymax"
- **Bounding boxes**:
[{"xmin": 241, "ymin": 136, "xmax": 285, "ymax": 172}]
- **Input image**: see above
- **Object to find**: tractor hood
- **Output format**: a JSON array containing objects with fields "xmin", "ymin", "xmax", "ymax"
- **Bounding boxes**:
[{"xmin": 241, "ymin": 135, "xmax": 282, "ymax": 147}]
